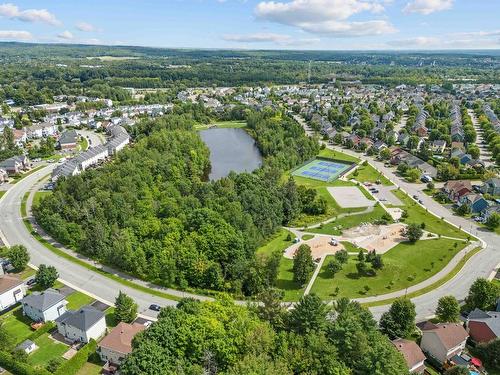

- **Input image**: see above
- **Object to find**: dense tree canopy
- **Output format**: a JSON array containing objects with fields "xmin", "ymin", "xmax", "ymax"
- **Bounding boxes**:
[{"xmin": 34, "ymin": 108, "xmax": 319, "ymax": 296}]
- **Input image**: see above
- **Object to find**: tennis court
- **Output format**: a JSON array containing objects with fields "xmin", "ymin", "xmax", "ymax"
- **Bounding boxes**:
[{"xmin": 292, "ymin": 159, "xmax": 353, "ymax": 182}]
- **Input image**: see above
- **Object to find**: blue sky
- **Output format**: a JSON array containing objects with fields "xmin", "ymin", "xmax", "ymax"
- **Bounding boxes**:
[{"xmin": 0, "ymin": 0, "xmax": 498, "ymax": 50}]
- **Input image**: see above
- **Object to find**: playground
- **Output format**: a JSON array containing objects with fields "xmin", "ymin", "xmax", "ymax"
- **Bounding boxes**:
[{"xmin": 292, "ymin": 158, "xmax": 353, "ymax": 182}]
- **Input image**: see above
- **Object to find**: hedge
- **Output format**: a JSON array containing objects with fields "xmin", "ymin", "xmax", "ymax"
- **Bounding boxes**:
[
  {"xmin": 26, "ymin": 321, "xmax": 56, "ymax": 342},
  {"xmin": 0, "ymin": 350, "xmax": 51, "ymax": 375},
  {"xmin": 54, "ymin": 339, "xmax": 97, "ymax": 375}
]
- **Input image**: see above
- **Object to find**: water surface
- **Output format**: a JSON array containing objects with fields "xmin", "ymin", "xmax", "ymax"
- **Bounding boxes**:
[{"xmin": 199, "ymin": 127, "xmax": 262, "ymax": 180}]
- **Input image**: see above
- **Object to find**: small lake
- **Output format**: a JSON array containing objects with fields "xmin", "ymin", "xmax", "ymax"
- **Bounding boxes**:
[{"xmin": 199, "ymin": 127, "xmax": 263, "ymax": 180}]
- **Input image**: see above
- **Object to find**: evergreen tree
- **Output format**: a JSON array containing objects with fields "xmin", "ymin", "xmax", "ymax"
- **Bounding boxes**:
[{"xmin": 114, "ymin": 291, "xmax": 138, "ymax": 323}]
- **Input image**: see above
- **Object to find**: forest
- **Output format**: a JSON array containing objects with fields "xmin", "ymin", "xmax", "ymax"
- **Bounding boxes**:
[
  {"xmin": 120, "ymin": 294, "xmax": 409, "ymax": 375},
  {"xmin": 33, "ymin": 107, "xmax": 320, "ymax": 296},
  {"xmin": 1, "ymin": 43, "xmax": 499, "ymax": 106}
]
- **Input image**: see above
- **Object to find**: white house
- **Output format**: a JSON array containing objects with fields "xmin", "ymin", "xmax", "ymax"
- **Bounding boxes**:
[
  {"xmin": 420, "ymin": 323, "xmax": 469, "ymax": 364},
  {"xmin": 21, "ymin": 289, "xmax": 68, "ymax": 322},
  {"xmin": 55, "ymin": 305, "xmax": 106, "ymax": 343},
  {"xmin": 26, "ymin": 123, "xmax": 57, "ymax": 139},
  {"xmin": 98, "ymin": 322, "xmax": 145, "ymax": 365},
  {"xmin": 0, "ymin": 275, "xmax": 26, "ymax": 311}
]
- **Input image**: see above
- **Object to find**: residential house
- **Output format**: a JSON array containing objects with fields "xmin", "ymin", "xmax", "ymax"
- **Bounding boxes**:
[
  {"xmin": 443, "ymin": 180, "xmax": 473, "ymax": 202},
  {"xmin": 57, "ymin": 129, "xmax": 78, "ymax": 150},
  {"xmin": 55, "ymin": 305, "xmax": 106, "ymax": 343},
  {"xmin": 26, "ymin": 123, "xmax": 57, "ymax": 139},
  {"xmin": 13, "ymin": 129, "xmax": 27, "ymax": 147},
  {"xmin": 0, "ymin": 155, "xmax": 30, "ymax": 175},
  {"xmin": 482, "ymin": 205, "xmax": 500, "ymax": 220},
  {"xmin": 21, "ymin": 289, "xmax": 67, "ymax": 322},
  {"xmin": 459, "ymin": 194, "xmax": 489, "ymax": 214},
  {"xmin": 392, "ymin": 338, "xmax": 426, "ymax": 374},
  {"xmin": 389, "ymin": 147, "xmax": 437, "ymax": 178},
  {"xmin": 432, "ymin": 140, "xmax": 446, "ymax": 154},
  {"xmin": 481, "ymin": 178, "xmax": 500, "ymax": 196},
  {"xmin": 398, "ymin": 133, "xmax": 410, "ymax": 147},
  {"xmin": 373, "ymin": 140, "xmax": 387, "ymax": 152},
  {"xmin": 0, "ymin": 275, "xmax": 26, "ymax": 310},
  {"xmin": 414, "ymin": 124, "xmax": 428, "ymax": 137},
  {"xmin": 420, "ymin": 323, "xmax": 469, "ymax": 364},
  {"xmin": 466, "ymin": 308, "xmax": 500, "ymax": 344},
  {"xmin": 98, "ymin": 322, "xmax": 146, "ymax": 367},
  {"xmin": 451, "ymin": 141, "xmax": 465, "ymax": 152}
]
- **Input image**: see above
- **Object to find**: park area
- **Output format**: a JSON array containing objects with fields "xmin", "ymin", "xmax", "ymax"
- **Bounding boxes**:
[{"xmin": 292, "ymin": 158, "xmax": 354, "ymax": 182}]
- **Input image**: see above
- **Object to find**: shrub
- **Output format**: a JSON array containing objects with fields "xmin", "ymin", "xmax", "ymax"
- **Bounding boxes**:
[
  {"xmin": 0, "ymin": 350, "xmax": 51, "ymax": 375},
  {"xmin": 54, "ymin": 339, "xmax": 97, "ymax": 375}
]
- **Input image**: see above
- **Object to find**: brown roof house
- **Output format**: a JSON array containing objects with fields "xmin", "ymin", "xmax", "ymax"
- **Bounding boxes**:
[
  {"xmin": 98, "ymin": 322, "xmax": 145, "ymax": 369},
  {"xmin": 0, "ymin": 274, "xmax": 26, "ymax": 311},
  {"xmin": 392, "ymin": 338, "xmax": 426, "ymax": 374},
  {"xmin": 420, "ymin": 323, "xmax": 469, "ymax": 364},
  {"xmin": 466, "ymin": 308, "xmax": 500, "ymax": 344},
  {"xmin": 443, "ymin": 180, "xmax": 473, "ymax": 203}
]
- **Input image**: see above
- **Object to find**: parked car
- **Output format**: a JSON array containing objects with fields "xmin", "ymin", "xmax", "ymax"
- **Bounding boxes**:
[
  {"xmin": 413, "ymin": 195, "xmax": 419, "ymax": 200},
  {"xmin": 372, "ymin": 189, "xmax": 379, "ymax": 193},
  {"xmin": 418, "ymin": 199, "xmax": 424, "ymax": 204},
  {"xmin": 26, "ymin": 278, "xmax": 36, "ymax": 286},
  {"xmin": 149, "ymin": 304, "xmax": 161, "ymax": 311}
]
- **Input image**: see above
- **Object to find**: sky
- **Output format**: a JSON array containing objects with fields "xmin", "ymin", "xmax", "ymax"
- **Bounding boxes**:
[{"xmin": 0, "ymin": 0, "xmax": 499, "ymax": 50}]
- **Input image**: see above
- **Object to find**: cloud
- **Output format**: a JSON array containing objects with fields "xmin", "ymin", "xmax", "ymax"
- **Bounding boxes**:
[
  {"xmin": 403, "ymin": 0, "xmax": 453, "ymax": 15},
  {"xmin": 57, "ymin": 30, "xmax": 74, "ymax": 40},
  {"xmin": 0, "ymin": 29, "xmax": 32, "ymax": 40},
  {"xmin": 387, "ymin": 30, "xmax": 500, "ymax": 49},
  {"xmin": 254, "ymin": 0, "xmax": 396, "ymax": 37},
  {"xmin": 0, "ymin": 3, "xmax": 61, "ymax": 25},
  {"xmin": 76, "ymin": 21, "xmax": 97, "ymax": 32},
  {"xmin": 223, "ymin": 32, "xmax": 320, "ymax": 46},
  {"xmin": 223, "ymin": 32, "xmax": 293, "ymax": 43}
]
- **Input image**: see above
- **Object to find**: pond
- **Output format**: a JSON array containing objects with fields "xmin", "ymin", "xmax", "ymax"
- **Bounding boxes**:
[{"xmin": 199, "ymin": 127, "xmax": 263, "ymax": 180}]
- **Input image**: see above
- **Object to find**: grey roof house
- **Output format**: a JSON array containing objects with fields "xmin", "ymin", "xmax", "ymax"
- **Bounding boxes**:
[
  {"xmin": 55, "ymin": 305, "xmax": 106, "ymax": 343},
  {"xmin": 21, "ymin": 289, "xmax": 67, "ymax": 322}
]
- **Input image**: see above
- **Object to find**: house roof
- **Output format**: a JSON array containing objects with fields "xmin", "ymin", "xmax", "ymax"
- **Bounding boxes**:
[
  {"xmin": 55, "ymin": 305, "xmax": 105, "ymax": 331},
  {"xmin": 468, "ymin": 309, "xmax": 500, "ymax": 338},
  {"xmin": 58, "ymin": 130, "xmax": 78, "ymax": 145},
  {"xmin": 392, "ymin": 338, "xmax": 426, "ymax": 369},
  {"xmin": 17, "ymin": 340, "xmax": 35, "ymax": 350},
  {"xmin": 423, "ymin": 323, "xmax": 469, "ymax": 350},
  {"xmin": 0, "ymin": 274, "xmax": 24, "ymax": 294},
  {"xmin": 22, "ymin": 288, "xmax": 66, "ymax": 311},
  {"xmin": 99, "ymin": 322, "xmax": 145, "ymax": 355}
]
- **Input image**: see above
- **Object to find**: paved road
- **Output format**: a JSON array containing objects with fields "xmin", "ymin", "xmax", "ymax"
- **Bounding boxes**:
[
  {"xmin": 468, "ymin": 109, "xmax": 494, "ymax": 167},
  {"xmin": 0, "ymin": 166, "xmax": 181, "ymax": 318},
  {"xmin": 325, "ymin": 143, "xmax": 498, "ymax": 319},
  {"xmin": 293, "ymin": 114, "xmax": 499, "ymax": 318}
]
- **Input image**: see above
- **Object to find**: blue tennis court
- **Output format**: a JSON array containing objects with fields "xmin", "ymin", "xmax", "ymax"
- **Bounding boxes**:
[{"xmin": 292, "ymin": 159, "xmax": 353, "ymax": 182}]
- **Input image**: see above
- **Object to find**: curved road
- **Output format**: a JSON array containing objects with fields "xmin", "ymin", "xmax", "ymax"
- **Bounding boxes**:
[{"xmin": 1, "ymin": 120, "xmax": 498, "ymax": 320}]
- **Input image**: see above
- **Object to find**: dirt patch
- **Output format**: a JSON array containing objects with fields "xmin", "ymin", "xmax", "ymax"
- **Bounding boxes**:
[
  {"xmin": 342, "ymin": 223, "xmax": 407, "ymax": 254},
  {"xmin": 284, "ymin": 236, "xmax": 345, "ymax": 259}
]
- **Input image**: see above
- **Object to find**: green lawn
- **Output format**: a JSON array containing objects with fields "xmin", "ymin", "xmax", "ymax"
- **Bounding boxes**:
[
  {"xmin": 11, "ymin": 165, "xmax": 46, "ymax": 184},
  {"xmin": 308, "ymin": 203, "xmax": 389, "ymax": 235},
  {"xmin": 65, "ymin": 291, "xmax": 94, "ymax": 310},
  {"xmin": 302, "ymin": 234, "xmax": 314, "ymax": 241},
  {"xmin": 17, "ymin": 266, "xmax": 37, "ymax": 280},
  {"xmin": 33, "ymin": 191, "xmax": 52, "ymax": 208},
  {"xmin": 194, "ymin": 120, "xmax": 247, "ymax": 130},
  {"xmin": 350, "ymin": 163, "xmax": 393, "ymax": 186},
  {"xmin": 0, "ymin": 307, "xmax": 34, "ymax": 344},
  {"xmin": 79, "ymin": 136, "xmax": 89, "ymax": 151},
  {"xmin": 0, "ymin": 191, "xmax": 5, "ymax": 199},
  {"xmin": 310, "ymin": 238, "xmax": 466, "ymax": 300},
  {"xmin": 318, "ymin": 148, "xmax": 360, "ymax": 163},
  {"xmin": 76, "ymin": 361, "xmax": 103, "ymax": 375},
  {"xmin": 256, "ymin": 229, "xmax": 306, "ymax": 301},
  {"xmin": 391, "ymin": 189, "xmax": 469, "ymax": 239},
  {"xmin": 28, "ymin": 332, "xmax": 68, "ymax": 368}
]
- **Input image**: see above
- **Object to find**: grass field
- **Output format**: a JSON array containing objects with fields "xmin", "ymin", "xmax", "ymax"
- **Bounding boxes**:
[
  {"xmin": 308, "ymin": 203, "xmax": 388, "ymax": 235},
  {"xmin": 28, "ymin": 332, "xmax": 68, "ymax": 368},
  {"xmin": 350, "ymin": 163, "xmax": 393, "ymax": 186},
  {"xmin": 318, "ymin": 148, "xmax": 360, "ymax": 163},
  {"xmin": 66, "ymin": 291, "xmax": 94, "ymax": 310},
  {"xmin": 310, "ymin": 238, "xmax": 466, "ymax": 300},
  {"xmin": 194, "ymin": 120, "xmax": 247, "ymax": 130},
  {"xmin": 391, "ymin": 189, "xmax": 469, "ymax": 239},
  {"xmin": 76, "ymin": 361, "xmax": 102, "ymax": 375},
  {"xmin": 0, "ymin": 191, "xmax": 5, "ymax": 199},
  {"xmin": 33, "ymin": 191, "xmax": 52, "ymax": 208},
  {"xmin": 79, "ymin": 136, "xmax": 89, "ymax": 151},
  {"xmin": 256, "ymin": 229, "xmax": 306, "ymax": 300}
]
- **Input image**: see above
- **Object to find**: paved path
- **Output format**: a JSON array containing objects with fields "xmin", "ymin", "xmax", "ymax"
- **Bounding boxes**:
[{"xmin": 304, "ymin": 255, "xmax": 326, "ymax": 295}]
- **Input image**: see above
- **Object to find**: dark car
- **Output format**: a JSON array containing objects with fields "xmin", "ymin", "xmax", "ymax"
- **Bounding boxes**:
[
  {"xmin": 413, "ymin": 195, "xmax": 419, "ymax": 200},
  {"xmin": 418, "ymin": 199, "xmax": 424, "ymax": 204},
  {"xmin": 149, "ymin": 304, "xmax": 161, "ymax": 311},
  {"xmin": 26, "ymin": 278, "xmax": 37, "ymax": 286}
]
